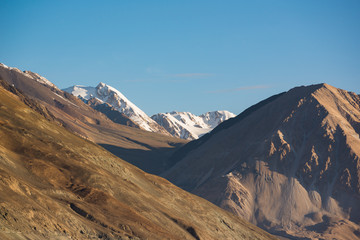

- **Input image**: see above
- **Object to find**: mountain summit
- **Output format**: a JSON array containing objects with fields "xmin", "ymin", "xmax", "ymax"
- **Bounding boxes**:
[
  {"xmin": 63, "ymin": 83, "xmax": 170, "ymax": 135},
  {"xmin": 64, "ymin": 83, "xmax": 235, "ymax": 140},
  {"xmin": 164, "ymin": 83, "xmax": 360, "ymax": 239},
  {"xmin": 151, "ymin": 110, "xmax": 235, "ymax": 140}
]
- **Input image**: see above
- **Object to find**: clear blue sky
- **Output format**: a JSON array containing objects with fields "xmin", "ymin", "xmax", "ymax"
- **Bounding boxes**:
[{"xmin": 1, "ymin": 0, "xmax": 359, "ymax": 116}]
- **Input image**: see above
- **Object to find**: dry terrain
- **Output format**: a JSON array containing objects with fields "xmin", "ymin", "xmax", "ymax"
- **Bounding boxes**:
[
  {"xmin": 165, "ymin": 84, "xmax": 360, "ymax": 240},
  {"xmin": 0, "ymin": 79, "xmax": 276, "ymax": 239}
]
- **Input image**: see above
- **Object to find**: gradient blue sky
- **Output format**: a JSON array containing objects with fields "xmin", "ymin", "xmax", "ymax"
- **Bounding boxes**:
[{"xmin": 1, "ymin": 0, "xmax": 359, "ymax": 115}]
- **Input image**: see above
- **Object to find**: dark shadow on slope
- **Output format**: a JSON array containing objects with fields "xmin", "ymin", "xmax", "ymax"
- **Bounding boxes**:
[
  {"xmin": 165, "ymin": 91, "xmax": 286, "ymax": 169},
  {"xmin": 84, "ymin": 97, "xmax": 140, "ymax": 129},
  {"xmin": 99, "ymin": 144, "xmax": 182, "ymax": 175}
]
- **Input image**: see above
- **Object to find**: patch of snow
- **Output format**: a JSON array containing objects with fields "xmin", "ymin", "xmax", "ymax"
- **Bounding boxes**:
[
  {"xmin": 53, "ymin": 92, "xmax": 79, "ymax": 108},
  {"xmin": 0, "ymin": 64, "xmax": 60, "ymax": 91},
  {"xmin": 64, "ymin": 85, "xmax": 96, "ymax": 99},
  {"xmin": 21, "ymin": 71, "xmax": 58, "ymax": 89},
  {"xmin": 201, "ymin": 110, "xmax": 236, "ymax": 128},
  {"xmin": 0, "ymin": 63, "xmax": 9, "ymax": 69}
]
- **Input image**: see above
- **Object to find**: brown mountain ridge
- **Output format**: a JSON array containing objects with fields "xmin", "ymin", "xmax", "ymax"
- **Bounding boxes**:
[{"xmin": 164, "ymin": 83, "xmax": 360, "ymax": 240}]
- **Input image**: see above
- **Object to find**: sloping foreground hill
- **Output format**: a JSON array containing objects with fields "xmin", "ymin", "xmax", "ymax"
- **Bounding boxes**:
[
  {"xmin": 0, "ymin": 64, "xmax": 187, "ymax": 174},
  {"xmin": 164, "ymin": 84, "xmax": 360, "ymax": 239},
  {"xmin": 0, "ymin": 80, "xmax": 275, "ymax": 239}
]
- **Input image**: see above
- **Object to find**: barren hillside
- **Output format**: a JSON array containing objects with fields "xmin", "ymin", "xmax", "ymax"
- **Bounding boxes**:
[
  {"xmin": 165, "ymin": 84, "xmax": 360, "ymax": 239},
  {"xmin": 0, "ymin": 79, "xmax": 275, "ymax": 239}
]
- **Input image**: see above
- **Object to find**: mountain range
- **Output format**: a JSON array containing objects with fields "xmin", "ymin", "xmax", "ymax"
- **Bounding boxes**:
[
  {"xmin": 0, "ymin": 63, "xmax": 187, "ymax": 174},
  {"xmin": 1, "ymin": 62, "xmax": 360, "ymax": 240},
  {"xmin": 63, "ymin": 84, "xmax": 235, "ymax": 140},
  {"xmin": 151, "ymin": 110, "xmax": 235, "ymax": 140},
  {"xmin": 0, "ymin": 63, "xmax": 276, "ymax": 239},
  {"xmin": 0, "ymin": 77, "xmax": 274, "ymax": 240},
  {"xmin": 164, "ymin": 83, "xmax": 360, "ymax": 239}
]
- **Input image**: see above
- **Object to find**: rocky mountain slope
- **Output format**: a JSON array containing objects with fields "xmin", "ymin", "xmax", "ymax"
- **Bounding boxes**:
[
  {"xmin": 85, "ymin": 97, "xmax": 140, "ymax": 129},
  {"xmin": 0, "ymin": 78, "xmax": 276, "ymax": 240},
  {"xmin": 151, "ymin": 111, "xmax": 235, "ymax": 140},
  {"xmin": 0, "ymin": 63, "xmax": 186, "ymax": 174},
  {"xmin": 164, "ymin": 84, "xmax": 360, "ymax": 239},
  {"xmin": 63, "ymin": 83, "xmax": 170, "ymax": 135}
]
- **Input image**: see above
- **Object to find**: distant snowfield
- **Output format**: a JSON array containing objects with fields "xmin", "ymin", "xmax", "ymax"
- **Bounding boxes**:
[{"xmin": 67, "ymin": 85, "xmax": 94, "ymax": 99}]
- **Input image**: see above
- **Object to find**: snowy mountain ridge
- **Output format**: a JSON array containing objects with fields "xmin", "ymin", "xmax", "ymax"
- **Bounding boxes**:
[
  {"xmin": 63, "ymin": 83, "xmax": 170, "ymax": 134},
  {"xmin": 0, "ymin": 63, "xmax": 58, "ymax": 89},
  {"xmin": 151, "ymin": 110, "xmax": 235, "ymax": 140},
  {"xmin": 64, "ymin": 83, "xmax": 235, "ymax": 139}
]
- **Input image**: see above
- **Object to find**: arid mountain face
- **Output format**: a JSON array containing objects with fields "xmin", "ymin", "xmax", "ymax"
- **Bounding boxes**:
[
  {"xmin": 0, "ymin": 64, "xmax": 186, "ymax": 174},
  {"xmin": 165, "ymin": 84, "xmax": 360, "ymax": 239},
  {"xmin": 0, "ymin": 80, "xmax": 276, "ymax": 239}
]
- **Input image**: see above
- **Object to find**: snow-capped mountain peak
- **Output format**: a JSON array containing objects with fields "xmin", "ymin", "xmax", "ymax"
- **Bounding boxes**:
[
  {"xmin": 64, "ymin": 82, "xmax": 235, "ymax": 139},
  {"xmin": 94, "ymin": 82, "xmax": 148, "ymax": 118},
  {"xmin": 63, "ymin": 83, "xmax": 170, "ymax": 135},
  {"xmin": 151, "ymin": 110, "xmax": 235, "ymax": 140},
  {"xmin": 200, "ymin": 110, "xmax": 236, "ymax": 128}
]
